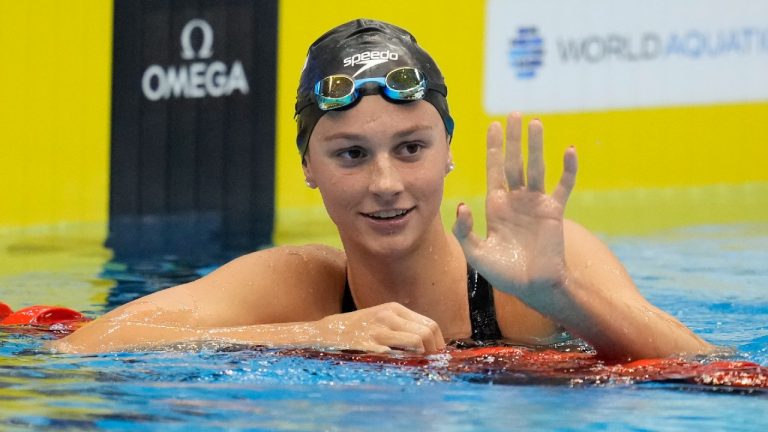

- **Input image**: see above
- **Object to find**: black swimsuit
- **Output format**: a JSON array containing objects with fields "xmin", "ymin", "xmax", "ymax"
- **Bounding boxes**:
[{"xmin": 341, "ymin": 264, "xmax": 503, "ymax": 342}]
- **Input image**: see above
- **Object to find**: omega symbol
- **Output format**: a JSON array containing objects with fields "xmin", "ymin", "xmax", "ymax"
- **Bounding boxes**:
[{"xmin": 180, "ymin": 19, "xmax": 214, "ymax": 60}]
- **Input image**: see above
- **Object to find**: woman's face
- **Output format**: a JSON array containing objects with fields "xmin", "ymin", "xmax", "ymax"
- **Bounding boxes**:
[{"xmin": 303, "ymin": 96, "xmax": 452, "ymax": 256}]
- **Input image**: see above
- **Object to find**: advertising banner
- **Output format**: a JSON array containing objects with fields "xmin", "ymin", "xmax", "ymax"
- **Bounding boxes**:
[
  {"xmin": 109, "ymin": 0, "xmax": 278, "ymax": 258},
  {"xmin": 484, "ymin": 0, "xmax": 768, "ymax": 114}
]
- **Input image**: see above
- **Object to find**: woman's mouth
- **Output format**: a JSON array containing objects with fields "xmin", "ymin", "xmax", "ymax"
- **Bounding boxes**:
[
  {"xmin": 363, "ymin": 208, "xmax": 413, "ymax": 220},
  {"xmin": 360, "ymin": 207, "xmax": 415, "ymax": 235}
]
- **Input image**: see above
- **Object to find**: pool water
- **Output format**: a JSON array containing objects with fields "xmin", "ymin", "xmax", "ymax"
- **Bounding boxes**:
[{"xmin": 1, "ymin": 223, "xmax": 767, "ymax": 431}]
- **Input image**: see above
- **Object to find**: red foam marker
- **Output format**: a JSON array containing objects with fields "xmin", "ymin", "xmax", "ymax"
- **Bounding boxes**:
[
  {"xmin": 0, "ymin": 305, "xmax": 87, "ymax": 326},
  {"xmin": 0, "ymin": 302, "xmax": 12, "ymax": 321}
]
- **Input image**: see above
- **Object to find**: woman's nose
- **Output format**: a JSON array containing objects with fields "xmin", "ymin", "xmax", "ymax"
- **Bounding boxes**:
[{"xmin": 368, "ymin": 156, "xmax": 403, "ymax": 198}]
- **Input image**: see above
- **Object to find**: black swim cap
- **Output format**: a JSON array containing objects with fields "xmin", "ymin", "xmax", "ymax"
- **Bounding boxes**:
[{"xmin": 295, "ymin": 19, "xmax": 454, "ymax": 157}]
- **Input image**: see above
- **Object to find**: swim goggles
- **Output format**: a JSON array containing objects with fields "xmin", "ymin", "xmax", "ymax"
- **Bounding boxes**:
[{"xmin": 313, "ymin": 66, "xmax": 443, "ymax": 111}]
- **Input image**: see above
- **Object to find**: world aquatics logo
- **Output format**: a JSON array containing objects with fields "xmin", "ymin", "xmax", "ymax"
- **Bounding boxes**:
[{"xmin": 508, "ymin": 27, "xmax": 544, "ymax": 79}]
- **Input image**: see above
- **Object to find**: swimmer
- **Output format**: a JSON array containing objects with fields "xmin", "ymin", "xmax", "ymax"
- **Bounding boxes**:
[{"xmin": 52, "ymin": 19, "xmax": 715, "ymax": 360}]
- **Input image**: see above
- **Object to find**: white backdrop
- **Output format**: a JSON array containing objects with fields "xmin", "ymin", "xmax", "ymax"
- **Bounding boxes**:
[{"xmin": 484, "ymin": 0, "xmax": 768, "ymax": 114}]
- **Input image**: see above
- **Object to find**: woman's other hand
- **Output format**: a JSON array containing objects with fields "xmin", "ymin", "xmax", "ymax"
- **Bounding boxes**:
[{"xmin": 312, "ymin": 302, "xmax": 445, "ymax": 354}]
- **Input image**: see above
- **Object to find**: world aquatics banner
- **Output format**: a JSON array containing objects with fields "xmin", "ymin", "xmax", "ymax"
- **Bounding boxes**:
[{"xmin": 484, "ymin": 0, "xmax": 768, "ymax": 113}]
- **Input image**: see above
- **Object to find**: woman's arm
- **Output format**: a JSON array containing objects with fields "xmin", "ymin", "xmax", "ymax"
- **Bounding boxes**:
[
  {"xmin": 553, "ymin": 219, "xmax": 714, "ymax": 360},
  {"xmin": 49, "ymin": 245, "xmax": 336, "ymax": 353},
  {"xmin": 453, "ymin": 113, "xmax": 714, "ymax": 360},
  {"xmin": 49, "ymin": 309, "xmax": 323, "ymax": 354},
  {"xmin": 50, "ymin": 245, "xmax": 444, "ymax": 354},
  {"xmin": 49, "ymin": 300, "xmax": 445, "ymax": 354}
]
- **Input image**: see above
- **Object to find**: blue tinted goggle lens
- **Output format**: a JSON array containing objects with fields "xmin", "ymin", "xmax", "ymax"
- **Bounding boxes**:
[{"xmin": 314, "ymin": 67, "xmax": 427, "ymax": 111}]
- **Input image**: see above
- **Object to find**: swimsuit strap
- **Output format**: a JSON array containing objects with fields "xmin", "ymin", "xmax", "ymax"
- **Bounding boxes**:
[
  {"xmin": 342, "ymin": 273, "xmax": 357, "ymax": 313},
  {"xmin": 466, "ymin": 264, "xmax": 503, "ymax": 342},
  {"xmin": 340, "ymin": 265, "xmax": 503, "ymax": 342}
]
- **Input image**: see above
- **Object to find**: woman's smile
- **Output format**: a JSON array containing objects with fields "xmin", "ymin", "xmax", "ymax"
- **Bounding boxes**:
[
  {"xmin": 361, "ymin": 206, "xmax": 416, "ymax": 234},
  {"xmin": 363, "ymin": 208, "xmax": 413, "ymax": 219}
]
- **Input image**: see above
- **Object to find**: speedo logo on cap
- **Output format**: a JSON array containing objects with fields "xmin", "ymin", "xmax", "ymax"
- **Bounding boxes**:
[{"xmin": 343, "ymin": 50, "xmax": 399, "ymax": 76}]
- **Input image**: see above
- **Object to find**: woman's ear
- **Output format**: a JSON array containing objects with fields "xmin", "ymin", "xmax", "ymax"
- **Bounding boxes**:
[
  {"xmin": 445, "ymin": 151, "xmax": 455, "ymax": 175},
  {"xmin": 302, "ymin": 157, "xmax": 317, "ymax": 188}
]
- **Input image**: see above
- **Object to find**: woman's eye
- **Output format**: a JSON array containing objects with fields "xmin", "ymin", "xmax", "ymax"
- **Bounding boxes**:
[
  {"xmin": 337, "ymin": 148, "xmax": 366, "ymax": 160},
  {"xmin": 400, "ymin": 142, "xmax": 423, "ymax": 156}
]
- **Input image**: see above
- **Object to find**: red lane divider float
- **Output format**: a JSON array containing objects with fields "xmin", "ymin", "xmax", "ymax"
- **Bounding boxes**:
[
  {"xmin": 1, "ymin": 301, "xmax": 765, "ymax": 390},
  {"xmin": 0, "ymin": 302, "xmax": 91, "ymax": 332},
  {"xmin": 0, "ymin": 302, "xmax": 12, "ymax": 321},
  {"xmin": 289, "ymin": 345, "xmax": 768, "ymax": 390}
]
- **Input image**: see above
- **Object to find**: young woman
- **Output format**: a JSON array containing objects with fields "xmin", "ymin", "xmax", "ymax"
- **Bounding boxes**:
[{"xmin": 52, "ymin": 19, "xmax": 714, "ymax": 360}]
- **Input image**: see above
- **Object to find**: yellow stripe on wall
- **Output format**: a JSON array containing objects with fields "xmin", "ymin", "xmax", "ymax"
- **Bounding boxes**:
[
  {"xmin": 0, "ymin": 1, "xmax": 112, "ymax": 227},
  {"xmin": 0, "ymin": 1, "xmax": 765, "ymax": 236},
  {"xmin": 274, "ymin": 0, "xmax": 768, "ymax": 244}
]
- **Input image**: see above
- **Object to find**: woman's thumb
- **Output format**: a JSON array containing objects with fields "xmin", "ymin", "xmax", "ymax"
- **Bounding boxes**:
[{"xmin": 452, "ymin": 203, "xmax": 482, "ymax": 254}]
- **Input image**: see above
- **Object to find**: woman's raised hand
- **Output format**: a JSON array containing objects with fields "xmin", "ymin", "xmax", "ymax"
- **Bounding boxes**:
[
  {"xmin": 453, "ymin": 113, "xmax": 578, "ymax": 312},
  {"xmin": 311, "ymin": 302, "xmax": 445, "ymax": 354}
]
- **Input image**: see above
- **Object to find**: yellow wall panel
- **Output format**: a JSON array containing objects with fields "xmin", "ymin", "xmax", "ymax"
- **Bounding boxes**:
[
  {"xmin": 0, "ymin": 0, "xmax": 765, "ymax": 237},
  {"xmin": 0, "ymin": 1, "xmax": 112, "ymax": 227}
]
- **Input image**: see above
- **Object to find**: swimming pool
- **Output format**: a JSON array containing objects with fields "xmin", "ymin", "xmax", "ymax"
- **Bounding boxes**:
[{"xmin": 1, "ymin": 223, "xmax": 767, "ymax": 431}]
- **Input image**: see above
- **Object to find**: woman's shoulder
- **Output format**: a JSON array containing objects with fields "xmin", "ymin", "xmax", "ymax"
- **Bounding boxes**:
[
  {"xmin": 234, "ymin": 244, "xmax": 346, "ymax": 275},
  {"xmin": 210, "ymin": 244, "xmax": 347, "ymax": 293},
  {"xmin": 183, "ymin": 244, "xmax": 348, "ymax": 324},
  {"xmin": 228, "ymin": 243, "xmax": 346, "ymax": 290},
  {"xmin": 563, "ymin": 219, "xmax": 619, "ymax": 261}
]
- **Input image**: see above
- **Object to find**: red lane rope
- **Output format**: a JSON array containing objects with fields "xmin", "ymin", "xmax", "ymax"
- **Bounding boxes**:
[
  {"xmin": 1, "ymin": 302, "xmax": 764, "ymax": 389},
  {"xmin": 0, "ymin": 303, "xmax": 91, "ymax": 331}
]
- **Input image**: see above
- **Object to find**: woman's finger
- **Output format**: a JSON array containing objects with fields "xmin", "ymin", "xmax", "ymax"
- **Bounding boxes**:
[
  {"xmin": 424, "ymin": 319, "xmax": 445, "ymax": 350},
  {"xmin": 505, "ymin": 112, "xmax": 524, "ymax": 189},
  {"xmin": 360, "ymin": 343, "xmax": 392, "ymax": 354},
  {"xmin": 378, "ymin": 313, "xmax": 438, "ymax": 352},
  {"xmin": 373, "ymin": 330, "xmax": 426, "ymax": 353},
  {"xmin": 387, "ymin": 305, "xmax": 445, "ymax": 352},
  {"xmin": 526, "ymin": 119, "xmax": 546, "ymax": 192},
  {"xmin": 452, "ymin": 203, "xmax": 482, "ymax": 256},
  {"xmin": 552, "ymin": 146, "xmax": 578, "ymax": 206},
  {"xmin": 486, "ymin": 122, "xmax": 506, "ymax": 192}
]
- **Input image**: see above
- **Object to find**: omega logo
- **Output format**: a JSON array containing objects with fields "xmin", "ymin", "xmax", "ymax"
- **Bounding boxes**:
[
  {"xmin": 141, "ymin": 18, "xmax": 250, "ymax": 101},
  {"xmin": 180, "ymin": 19, "xmax": 214, "ymax": 60}
]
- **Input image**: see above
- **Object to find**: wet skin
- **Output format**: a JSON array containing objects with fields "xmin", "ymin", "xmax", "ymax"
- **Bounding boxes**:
[{"xmin": 52, "ymin": 96, "xmax": 715, "ymax": 360}]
